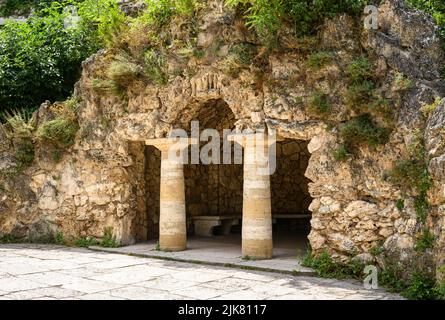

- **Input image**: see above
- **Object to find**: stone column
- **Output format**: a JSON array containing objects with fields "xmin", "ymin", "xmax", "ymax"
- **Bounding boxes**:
[
  {"xmin": 146, "ymin": 138, "xmax": 196, "ymax": 252},
  {"xmin": 229, "ymin": 133, "xmax": 276, "ymax": 259}
]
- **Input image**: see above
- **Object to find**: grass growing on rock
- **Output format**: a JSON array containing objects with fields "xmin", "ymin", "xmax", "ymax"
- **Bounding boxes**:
[
  {"xmin": 37, "ymin": 118, "xmax": 79, "ymax": 149},
  {"xmin": 306, "ymin": 51, "xmax": 334, "ymax": 71},
  {"xmin": 144, "ymin": 49, "xmax": 168, "ymax": 85},
  {"xmin": 306, "ymin": 90, "xmax": 332, "ymax": 118},
  {"xmin": 340, "ymin": 114, "xmax": 389, "ymax": 148},
  {"xmin": 101, "ymin": 227, "xmax": 119, "ymax": 248},
  {"xmin": 346, "ymin": 57, "xmax": 373, "ymax": 83},
  {"xmin": 74, "ymin": 237, "xmax": 99, "ymax": 248},
  {"xmin": 333, "ymin": 144, "xmax": 349, "ymax": 161},
  {"xmin": 302, "ymin": 250, "xmax": 364, "ymax": 279},
  {"xmin": 415, "ymin": 227, "xmax": 435, "ymax": 251},
  {"xmin": 220, "ymin": 43, "xmax": 257, "ymax": 77},
  {"xmin": 107, "ymin": 54, "xmax": 144, "ymax": 89}
]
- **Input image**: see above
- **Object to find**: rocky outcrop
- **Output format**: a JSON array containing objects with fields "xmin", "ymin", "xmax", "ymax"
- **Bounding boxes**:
[{"xmin": 0, "ymin": 0, "xmax": 444, "ymax": 277}]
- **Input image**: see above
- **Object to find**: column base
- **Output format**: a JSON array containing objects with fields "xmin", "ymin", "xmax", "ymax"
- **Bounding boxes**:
[
  {"xmin": 160, "ymin": 234, "xmax": 187, "ymax": 252},
  {"xmin": 242, "ymin": 238, "xmax": 273, "ymax": 259}
]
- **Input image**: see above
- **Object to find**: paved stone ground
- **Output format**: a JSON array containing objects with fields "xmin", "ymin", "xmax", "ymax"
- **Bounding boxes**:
[
  {"xmin": 0, "ymin": 244, "xmax": 402, "ymax": 300},
  {"xmin": 90, "ymin": 234, "xmax": 313, "ymax": 274}
]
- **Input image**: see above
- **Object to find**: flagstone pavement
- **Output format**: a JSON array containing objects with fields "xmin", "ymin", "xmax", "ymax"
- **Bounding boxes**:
[{"xmin": 0, "ymin": 244, "xmax": 403, "ymax": 300}]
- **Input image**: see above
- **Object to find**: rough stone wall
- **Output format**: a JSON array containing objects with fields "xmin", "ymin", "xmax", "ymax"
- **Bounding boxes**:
[{"xmin": 0, "ymin": 0, "xmax": 444, "ymax": 276}]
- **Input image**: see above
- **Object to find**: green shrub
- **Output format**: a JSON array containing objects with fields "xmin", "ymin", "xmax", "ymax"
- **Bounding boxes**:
[
  {"xmin": 14, "ymin": 139, "xmax": 35, "ymax": 170},
  {"xmin": 421, "ymin": 97, "xmax": 442, "ymax": 117},
  {"xmin": 74, "ymin": 237, "xmax": 99, "ymax": 247},
  {"xmin": 0, "ymin": 0, "xmax": 124, "ymax": 113},
  {"xmin": 107, "ymin": 55, "xmax": 143, "ymax": 88},
  {"xmin": 415, "ymin": 228, "xmax": 435, "ymax": 251},
  {"xmin": 37, "ymin": 117, "xmax": 78, "ymax": 148},
  {"xmin": 220, "ymin": 43, "xmax": 257, "ymax": 76},
  {"xmin": 225, "ymin": 0, "xmax": 366, "ymax": 42},
  {"xmin": 229, "ymin": 43, "xmax": 257, "ymax": 65},
  {"xmin": 367, "ymin": 98, "xmax": 394, "ymax": 121},
  {"xmin": 403, "ymin": 271, "xmax": 438, "ymax": 300},
  {"xmin": 141, "ymin": 0, "xmax": 175, "ymax": 28},
  {"xmin": 407, "ymin": 0, "xmax": 445, "ymax": 29},
  {"xmin": 302, "ymin": 250, "xmax": 363, "ymax": 279},
  {"xmin": 346, "ymin": 57, "xmax": 372, "ymax": 83},
  {"xmin": 396, "ymin": 199, "xmax": 405, "ymax": 211},
  {"xmin": 175, "ymin": 0, "xmax": 198, "ymax": 17},
  {"xmin": 379, "ymin": 263, "xmax": 407, "ymax": 293},
  {"xmin": 333, "ymin": 144, "xmax": 349, "ymax": 161},
  {"xmin": 340, "ymin": 114, "xmax": 389, "ymax": 148},
  {"xmin": 393, "ymin": 72, "xmax": 413, "ymax": 91},
  {"xmin": 144, "ymin": 49, "xmax": 168, "ymax": 85},
  {"xmin": 307, "ymin": 91, "xmax": 332, "ymax": 118},
  {"xmin": 91, "ymin": 78, "xmax": 121, "ymax": 95},
  {"xmin": 345, "ymin": 81, "xmax": 375, "ymax": 112},
  {"xmin": 101, "ymin": 227, "xmax": 119, "ymax": 248},
  {"xmin": 2, "ymin": 110, "xmax": 35, "ymax": 171},
  {"xmin": 55, "ymin": 231, "xmax": 65, "ymax": 245},
  {"xmin": 306, "ymin": 51, "xmax": 334, "ymax": 71},
  {"xmin": 370, "ymin": 244, "xmax": 384, "ymax": 256}
]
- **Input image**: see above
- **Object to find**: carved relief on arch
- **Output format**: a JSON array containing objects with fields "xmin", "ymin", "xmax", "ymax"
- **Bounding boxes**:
[{"xmin": 190, "ymin": 73, "xmax": 223, "ymax": 98}]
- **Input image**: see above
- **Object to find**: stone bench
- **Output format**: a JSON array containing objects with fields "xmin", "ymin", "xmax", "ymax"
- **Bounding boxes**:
[
  {"xmin": 193, "ymin": 215, "xmax": 241, "ymax": 237},
  {"xmin": 192, "ymin": 214, "xmax": 311, "ymax": 237}
]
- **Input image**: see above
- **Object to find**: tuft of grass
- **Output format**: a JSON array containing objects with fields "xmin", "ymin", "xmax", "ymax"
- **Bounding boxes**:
[
  {"xmin": 396, "ymin": 199, "xmax": 405, "ymax": 211},
  {"xmin": 36, "ymin": 118, "xmax": 79, "ymax": 149},
  {"xmin": 54, "ymin": 231, "xmax": 65, "ymax": 246},
  {"xmin": 421, "ymin": 97, "xmax": 442, "ymax": 118},
  {"xmin": 403, "ymin": 271, "xmax": 439, "ymax": 300},
  {"xmin": 74, "ymin": 237, "xmax": 99, "ymax": 248},
  {"xmin": 144, "ymin": 49, "xmax": 168, "ymax": 85},
  {"xmin": 379, "ymin": 263, "xmax": 407, "ymax": 293},
  {"xmin": 393, "ymin": 72, "xmax": 413, "ymax": 91},
  {"xmin": 415, "ymin": 228, "xmax": 435, "ymax": 252},
  {"xmin": 346, "ymin": 57, "xmax": 372, "ymax": 83},
  {"xmin": 14, "ymin": 139, "xmax": 35, "ymax": 170},
  {"xmin": 101, "ymin": 227, "xmax": 119, "ymax": 248},
  {"xmin": 345, "ymin": 81, "xmax": 375, "ymax": 113},
  {"xmin": 333, "ymin": 144, "xmax": 349, "ymax": 161},
  {"xmin": 306, "ymin": 90, "xmax": 332, "ymax": 118},
  {"xmin": 229, "ymin": 43, "xmax": 257, "ymax": 65},
  {"xmin": 340, "ymin": 114, "xmax": 389, "ymax": 148},
  {"xmin": 107, "ymin": 55, "xmax": 143, "ymax": 89},
  {"xmin": 302, "ymin": 250, "xmax": 363, "ymax": 279},
  {"xmin": 370, "ymin": 244, "xmax": 384, "ymax": 256},
  {"xmin": 91, "ymin": 78, "xmax": 122, "ymax": 95},
  {"xmin": 2, "ymin": 110, "xmax": 35, "ymax": 172},
  {"xmin": 367, "ymin": 98, "xmax": 394, "ymax": 122},
  {"xmin": 220, "ymin": 43, "xmax": 257, "ymax": 77},
  {"xmin": 306, "ymin": 51, "xmax": 334, "ymax": 71},
  {"xmin": 3, "ymin": 109, "xmax": 34, "ymax": 139}
]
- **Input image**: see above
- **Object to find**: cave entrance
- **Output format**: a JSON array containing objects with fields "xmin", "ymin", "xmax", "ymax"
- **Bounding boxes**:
[
  {"xmin": 271, "ymin": 139, "xmax": 312, "ymax": 256},
  {"xmin": 143, "ymin": 99, "xmax": 312, "ymax": 259}
]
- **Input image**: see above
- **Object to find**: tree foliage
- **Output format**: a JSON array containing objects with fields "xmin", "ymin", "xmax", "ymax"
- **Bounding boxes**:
[{"xmin": 0, "ymin": 0, "xmax": 121, "ymax": 114}]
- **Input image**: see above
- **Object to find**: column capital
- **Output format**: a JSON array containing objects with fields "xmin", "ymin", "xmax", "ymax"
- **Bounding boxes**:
[
  {"xmin": 146, "ymin": 137, "xmax": 198, "ymax": 152},
  {"xmin": 227, "ymin": 133, "xmax": 284, "ymax": 147}
]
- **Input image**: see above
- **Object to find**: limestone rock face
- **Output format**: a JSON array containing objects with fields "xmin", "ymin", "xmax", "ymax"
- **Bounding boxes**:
[{"xmin": 0, "ymin": 0, "xmax": 444, "ymax": 274}]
